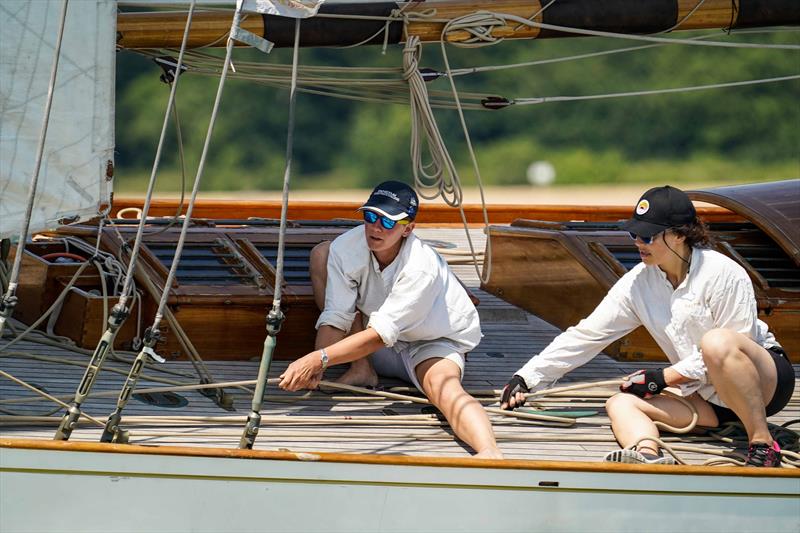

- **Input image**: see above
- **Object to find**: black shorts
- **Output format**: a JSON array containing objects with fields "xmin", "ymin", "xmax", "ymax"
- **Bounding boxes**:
[{"xmin": 710, "ymin": 346, "xmax": 796, "ymax": 425}]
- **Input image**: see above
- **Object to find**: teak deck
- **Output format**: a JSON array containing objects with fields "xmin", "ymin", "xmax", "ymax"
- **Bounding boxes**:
[{"xmin": 1, "ymin": 226, "xmax": 797, "ymax": 464}]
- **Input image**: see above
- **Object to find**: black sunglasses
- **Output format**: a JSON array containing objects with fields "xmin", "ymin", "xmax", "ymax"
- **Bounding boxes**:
[
  {"xmin": 628, "ymin": 231, "xmax": 663, "ymax": 245},
  {"xmin": 363, "ymin": 210, "xmax": 410, "ymax": 230}
]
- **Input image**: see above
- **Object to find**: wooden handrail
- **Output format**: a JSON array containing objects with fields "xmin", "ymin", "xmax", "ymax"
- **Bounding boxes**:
[
  {"xmin": 110, "ymin": 197, "xmax": 738, "ymax": 226},
  {"xmin": 3, "ymin": 438, "xmax": 799, "ymax": 478}
]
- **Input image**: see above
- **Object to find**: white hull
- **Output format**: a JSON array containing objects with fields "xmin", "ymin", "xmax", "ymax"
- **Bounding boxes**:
[{"xmin": 2, "ymin": 441, "xmax": 799, "ymax": 532}]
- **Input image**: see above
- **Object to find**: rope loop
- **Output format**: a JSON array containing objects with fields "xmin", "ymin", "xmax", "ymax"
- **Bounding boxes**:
[
  {"xmin": 403, "ymin": 36, "xmax": 463, "ymax": 207},
  {"xmin": 443, "ymin": 11, "xmax": 508, "ymax": 47}
]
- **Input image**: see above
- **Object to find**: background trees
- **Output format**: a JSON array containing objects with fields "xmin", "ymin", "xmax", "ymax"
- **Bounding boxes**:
[{"xmin": 114, "ymin": 30, "xmax": 799, "ymax": 193}]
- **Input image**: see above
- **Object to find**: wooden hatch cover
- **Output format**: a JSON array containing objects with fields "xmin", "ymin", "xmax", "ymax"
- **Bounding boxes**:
[{"xmin": 687, "ymin": 180, "xmax": 800, "ymax": 266}]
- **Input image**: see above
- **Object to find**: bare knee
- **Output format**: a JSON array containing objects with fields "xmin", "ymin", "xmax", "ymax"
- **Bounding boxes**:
[
  {"xmin": 417, "ymin": 359, "xmax": 461, "ymax": 404},
  {"xmin": 309, "ymin": 241, "xmax": 331, "ymax": 309},
  {"xmin": 700, "ymin": 328, "xmax": 738, "ymax": 368},
  {"xmin": 605, "ymin": 392, "xmax": 640, "ymax": 417}
]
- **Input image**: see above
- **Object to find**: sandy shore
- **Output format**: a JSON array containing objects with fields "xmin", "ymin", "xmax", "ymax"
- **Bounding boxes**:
[{"xmin": 194, "ymin": 183, "xmax": 726, "ymax": 206}]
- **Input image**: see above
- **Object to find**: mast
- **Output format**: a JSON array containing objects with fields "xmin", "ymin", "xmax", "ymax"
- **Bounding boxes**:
[{"xmin": 117, "ymin": 0, "xmax": 800, "ymax": 49}]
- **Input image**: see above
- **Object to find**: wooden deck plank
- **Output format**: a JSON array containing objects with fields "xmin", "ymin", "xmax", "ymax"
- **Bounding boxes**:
[{"xmin": 1, "ymin": 227, "xmax": 797, "ymax": 467}]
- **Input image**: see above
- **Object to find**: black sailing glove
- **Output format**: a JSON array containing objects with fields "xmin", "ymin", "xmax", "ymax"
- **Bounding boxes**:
[
  {"xmin": 620, "ymin": 369, "xmax": 666, "ymax": 399},
  {"xmin": 501, "ymin": 375, "xmax": 529, "ymax": 410}
]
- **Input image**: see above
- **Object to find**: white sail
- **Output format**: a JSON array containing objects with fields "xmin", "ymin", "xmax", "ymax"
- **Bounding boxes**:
[
  {"xmin": 0, "ymin": 0, "xmax": 116, "ymax": 240},
  {"xmin": 119, "ymin": 0, "xmax": 326, "ymax": 17}
]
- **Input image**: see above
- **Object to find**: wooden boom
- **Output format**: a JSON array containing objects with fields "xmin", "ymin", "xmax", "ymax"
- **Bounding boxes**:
[{"xmin": 117, "ymin": 0, "xmax": 800, "ymax": 49}]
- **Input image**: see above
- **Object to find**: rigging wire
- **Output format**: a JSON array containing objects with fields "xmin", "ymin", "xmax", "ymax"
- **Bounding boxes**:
[
  {"xmin": 239, "ymin": 16, "xmax": 303, "ymax": 450},
  {"xmin": 142, "ymin": 94, "xmax": 188, "ymax": 237},
  {"xmin": 474, "ymin": 11, "xmax": 800, "ymax": 50},
  {"xmin": 50, "ymin": 1, "xmax": 199, "ymax": 442},
  {"xmin": 0, "ymin": 0, "xmax": 70, "ymax": 339},
  {"xmin": 130, "ymin": 25, "xmax": 800, "ymax": 113},
  {"xmin": 511, "ymin": 74, "xmax": 800, "ymax": 105},
  {"xmin": 445, "ymin": 28, "xmax": 800, "ymax": 77}
]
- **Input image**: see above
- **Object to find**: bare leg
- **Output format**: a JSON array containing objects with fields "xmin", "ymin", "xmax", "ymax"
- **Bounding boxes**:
[
  {"xmin": 310, "ymin": 241, "xmax": 378, "ymax": 387},
  {"xmin": 605, "ymin": 392, "xmax": 718, "ymax": 456},
  {"xmin": 330, "ymin": 313, "xmax": 377, "ymax": 388},
  {"xmin": 701, "ymin": 328, "xmax": 777, "ymax": 444},
  {"xmin": 309, "ymin": 241, "xmax": 330, "ymax": 311},
  {"xmin": 416, "ymin": 358, "xmax": 502, "ymax": 459}
]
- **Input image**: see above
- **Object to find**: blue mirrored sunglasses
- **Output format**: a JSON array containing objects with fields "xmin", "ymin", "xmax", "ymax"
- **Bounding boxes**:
[
  {"xmin": 363, "ymin": 210, "xmax": 410, "ymax": 230},
  {"xmin": 628, "ymin": 231, "xmax": 662, "ymax": 245}
]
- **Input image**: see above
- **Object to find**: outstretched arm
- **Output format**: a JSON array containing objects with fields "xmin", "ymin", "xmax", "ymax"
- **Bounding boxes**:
[
  {"xmin": 502, "ymin": 282, "xmax": 642, "ymax": 409},
  {"xmin": 279, "ymin": 327, "xmax": 386, "ymax": 391}
]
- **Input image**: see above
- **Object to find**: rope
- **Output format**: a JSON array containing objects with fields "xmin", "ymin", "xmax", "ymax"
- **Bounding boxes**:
[
  {"xmin": 0, "ymin": 370, "xmax": 104, "ymax": 426},
  {"xmin": 2, "ymin": 361, "xmax": 794, "ymax": 465},
  {"xmin": 403, "ymin": 36, "xmax": 492, "ymax": 282},
  {"xmin": 438, "ymin": 10, "xmax": 800, "ymax": 50},
  {"xmin": 404, "ymin": 36, "xmax": 462, "ymax": 207},
  {"xmin": 518, "ymin": 377, "xmax": 700, "ymax": 433},
  {"xmin": 446, "ymin": 28, "xmax": 800, "ymax": 78},
  {"xmin": 664, "ymin": 0, "xmax": 707, "ymax": 33},
  {"xmin": 0, "ymin": 261, "xmax": 93, "ymax": 352},
  {"xmin": 315, "ymin": 378, "xmax": 575, "ymax": 426}
]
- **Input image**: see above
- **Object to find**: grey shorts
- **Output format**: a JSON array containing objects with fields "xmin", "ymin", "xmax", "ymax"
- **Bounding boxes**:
[{"xmin": 371, "ymin": 340, "xmax": 466, "ymax": 392}]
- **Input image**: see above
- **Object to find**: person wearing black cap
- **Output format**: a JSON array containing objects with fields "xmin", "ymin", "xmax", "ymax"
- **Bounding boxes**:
[
  {"xmin": 500, "ymin": 185, "xmax": 794, "ymax": 467},
  {"xmin": 279, "ymin": 180, "xmax": 502, "ymax": 458}
]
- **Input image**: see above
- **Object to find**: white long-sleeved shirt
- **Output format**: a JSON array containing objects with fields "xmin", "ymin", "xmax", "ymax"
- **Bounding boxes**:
[
  {"xmin": 315, "ymin": 225, "xmax": 481, "ymax": 353},
  {"xmin": 516, "ymin": 247, "xmax": 778, "ymax": 406}
]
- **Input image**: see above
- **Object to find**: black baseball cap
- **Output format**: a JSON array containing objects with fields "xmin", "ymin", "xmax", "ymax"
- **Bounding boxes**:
[
  {"xmin": 622, "ymin": 185, "xmax": 696, "ymax": 238},
  {"xmin": 358, "ymin": 180, "xmax": 419, "ymax": 221}
]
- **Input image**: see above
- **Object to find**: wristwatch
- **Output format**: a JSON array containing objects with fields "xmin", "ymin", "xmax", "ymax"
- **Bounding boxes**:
[{"xmin": 319, "ymin": 348, "xmax": 329, "ymax": 372}]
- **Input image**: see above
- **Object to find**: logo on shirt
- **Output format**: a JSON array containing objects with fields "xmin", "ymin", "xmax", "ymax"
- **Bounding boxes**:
[{"xmin": 636, "ymin": 199, "xmax": 650, "ymax": 215}]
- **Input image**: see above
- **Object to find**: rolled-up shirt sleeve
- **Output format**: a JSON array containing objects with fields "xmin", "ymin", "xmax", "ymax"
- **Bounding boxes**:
[
  {"xmin": 516, "ymin": 286, "xmax": 641, "ymax": 391},
  {"xmin": 315, "ymin": 246, "xmax": 359, "ymax": 333},
  {"xmin": 368, "ymin": 269, "xmax": 439, "ymax": 347},
  {"xmin": 672, "ymin": 346, "xmax": 708, "ymax": 384}
]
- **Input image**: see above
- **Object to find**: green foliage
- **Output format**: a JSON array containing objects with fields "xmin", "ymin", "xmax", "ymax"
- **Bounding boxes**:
[{"xmin": 114, "ymin": 29, "xmax": 799, "ymax": 192}]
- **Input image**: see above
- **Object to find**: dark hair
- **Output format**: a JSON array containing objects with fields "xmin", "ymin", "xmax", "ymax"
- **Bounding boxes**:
[{"xmin": 670, "ymin": 217, "xmax": 714, "ymax": 248}]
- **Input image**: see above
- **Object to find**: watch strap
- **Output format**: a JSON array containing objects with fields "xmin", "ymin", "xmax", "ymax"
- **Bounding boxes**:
[{"xmin": 319, "ymin": 348, "xmax": 329, "ymax": 372}]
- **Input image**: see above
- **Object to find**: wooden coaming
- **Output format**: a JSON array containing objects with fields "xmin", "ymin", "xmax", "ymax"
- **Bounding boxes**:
[
  {"xmin": 13, "ymin": 223, "xmax": 355, "ymax": 361},
  {"xmin": 482, "ymin": 181, "xmax": 800, "ymax": 362},
  {"xmin": 687, "ymin": 180, "xmax": 800, "ymax": 266},
  {"xmin": 110, "ymin": 198, "xmax": 737, "ymax": 226}
]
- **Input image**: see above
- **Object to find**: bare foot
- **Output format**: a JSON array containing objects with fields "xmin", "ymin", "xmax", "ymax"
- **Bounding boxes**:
[
  {"xmin": 475, "ymin": 447, "xmax": 504, "ymax": 460},
  {"xmin": 334, "ymin": 358, "xmax": 378, "ymax": 388}
]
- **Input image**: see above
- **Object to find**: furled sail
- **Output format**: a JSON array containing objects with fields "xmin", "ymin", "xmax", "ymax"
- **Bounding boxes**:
[{"xmin": 0, "ymin": 1, "xmax": 116, "ymax": 239}]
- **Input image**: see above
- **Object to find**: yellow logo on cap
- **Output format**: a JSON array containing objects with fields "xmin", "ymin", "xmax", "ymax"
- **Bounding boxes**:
[{"xmin": 636, "ymin": 199, "xmax": 650, "ymax": 215}]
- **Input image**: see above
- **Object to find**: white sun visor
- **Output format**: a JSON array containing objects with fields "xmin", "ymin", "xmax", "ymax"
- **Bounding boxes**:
[{"xmin": 0, "ymin": 1, "xmax": 116, "ymax": 240}]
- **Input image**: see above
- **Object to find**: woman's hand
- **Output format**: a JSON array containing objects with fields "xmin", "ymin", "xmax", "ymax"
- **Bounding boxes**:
[
  {"xmin": 279, "ymin": 352, "xmax": 323, "ymax": 391},
  {"xmin": 620, "ymin": 369, "xmax": 666, "ymax": 399},
  {"xmin": 500, "ymin": 375, "xmax": 529, "ymax": 410}
]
